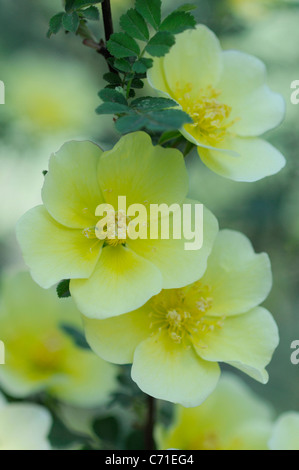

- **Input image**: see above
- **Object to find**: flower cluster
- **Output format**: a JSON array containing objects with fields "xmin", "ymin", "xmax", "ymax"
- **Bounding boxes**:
[
  {"xmin": 11, "ymin": 0, "xmax": 291, "ymax": 451},
  {"xmin": 148, "ymin": 26, "xmax": 285, "ymax": 182},
  {"xmin": 83, "ymin": 230, "xmax": 278, "ymax": 406}
]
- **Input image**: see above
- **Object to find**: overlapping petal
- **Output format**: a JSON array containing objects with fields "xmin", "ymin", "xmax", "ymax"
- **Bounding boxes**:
[
  {"xmin": 149, "ymin": 25, "xmax": 223, "ymax": 99},
  {"xmin": 127, "ymin": 201, "xmax": 218, "ymax": 289},
  {"xmin": 16, "ymin": 206, "xmax": 102, "ymax": 289},
  {"xmin": 83, "ymin": 306, "xmax": 151, "ymax": 364},
  {"xmin": 199, "ymin": 136, "xmax": 285, "ymax": 182},
  {"xmin": 42, "ymin": 141, "xmax": 104, "ymax": 228},
  {"xmin": 195, "ymin": 307, "xmax": 279, "ymax": 383},
  {"xmin": 98, "ymin": 132, "xmax": 188, "ymax": 207},
  {"xmin": 71, "ymin": 245, "xmax": 163, "ymax": 319},
  {"xmin": 132, "ymin": 331, "xmax": 220, "ymax": 407},
  {"xmin": 201, "ymin": 230, "xmax": 272, "ymax": 316}
]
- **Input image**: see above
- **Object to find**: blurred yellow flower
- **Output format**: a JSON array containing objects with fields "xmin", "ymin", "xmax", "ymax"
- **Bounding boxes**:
[
  {"xmin": 156, "ymin": 374, "xmax": 274, "ymax": 450},
  {"xmin": 269, "ymin": 412, "xmax": 299, "ymax": 450},
  {"xmin": 0, "ymin": 272, "xmax": 117, "ymax": 407},
  {"xmin": 0, "ymin": 392, "xmax": 52, "ymax": 450},
  {"xmin": 4, "ymin": 55, "xmax": 99, "ymax": 138},
  {"xmin": 148, "ymin": 26, "xmax": 285, "ymax": 182},
  {"xmin": 229, "ymin": 0, "xmax": 277, "ymax": 20},
  {"xmin": 17, "ymin": 132, "xmax": 218, "ymax": 319},
  {"xmin": 83, "ymin": 230, "xmax": 278, "ymax": 407}
]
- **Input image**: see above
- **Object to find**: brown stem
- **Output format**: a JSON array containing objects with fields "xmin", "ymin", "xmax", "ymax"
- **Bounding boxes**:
[
  {"xmin": 100, "ymin": 0, "xmax": 115, "ymax": 72},
  {"xmin": 82, "ymin": 0, "xmax": 115, "ymax": 73},
  {"xmin": 83, "ymin": 38, "xmax": 111, "ymax": 61},
  {"xmin": 145, "ymin": 395, "xmax": 156, "ymax": 450},
  {"xmin": 101, "ymin": 0, "xmax": 114, "ymax": 42}
]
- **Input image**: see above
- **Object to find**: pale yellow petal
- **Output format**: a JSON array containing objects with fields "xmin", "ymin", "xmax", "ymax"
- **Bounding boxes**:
[
  {"xmin": 201, "ymin": 230, "xmax": 272, "ymax": 317},
  {"xmin": 83, "ymin": 306, "xmax": 151, "ymax": 364},
  {"xmin": 127, "ymin": 201, "xmax": 219, "ymax": 289},
  {"xmin": 42, "ymin": 141, "xmax": 104, "ymax": 228},
  {"xmin": 199, "ymin": 136, "xmax": 286, "ymax": 182},
  {"xmin": 16, "ymin": 206, "xmax": 102, "ymax": 288},
  {"xmin": 269, "ymin": 413, "xmax": 299, "ymax": 451},
  {"xmin": 151, "ymin": 26, "xmax": 223, "ymax": 100},
  {"xmin": 196, "ymin": 307, "xmax": 279, "ymax": 384},
  {"xmin": 132, "ymin": 331, "xmax": 220, "ymax": 407},
  {"xmin": 217, "ymin": 51, "xmax": 285, "ymax": 137},
  {"xmin": 98, "ymin": 131, "xmax": 188, "ymax": 208},
  {"xmin": 71, "ymin": 245, "xmax": 163, "ymax": 319}
]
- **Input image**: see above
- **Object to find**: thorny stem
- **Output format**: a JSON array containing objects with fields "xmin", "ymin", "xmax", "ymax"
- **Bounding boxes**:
[{"xmin": 145, "ymin": 395, "xmax": 156, "ymax": 450}]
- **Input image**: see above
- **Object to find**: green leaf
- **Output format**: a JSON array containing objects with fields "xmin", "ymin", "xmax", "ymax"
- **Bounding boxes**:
[
  {"xmin": 160, "ymin": 11, "xmax": 196, "ymax": 34},
  {"xmin": 103, "ymin": 72, "xmax": 122, "ymax": 85},
  {"xmin": 107, "ymin": 32, "xmax": 140, "ymax": 58},
  {"xmin": 115, "ymin": 114, "xmax": 148, "ymax": 133},
  {"xmin": 135, "ymin": 0, "xmax": 162, "ymax": 30},
  {"xmin": 120, "ymin": 9, "xmax": 149, "ymax": 41},
  {"xmin": 93, "ymin": 416, "xmax": 120, "ymax": 445},
  {"xmin": 113, "ymin": 58, "xmax": 132, "ymax": 73},
  {"xmin": 62, "ymin": 12, "xmax": 80, "ymax": 32},
  {"xmin": 57, "ymin": 279, "xmax": 71, "ymax": 298},
  {"xmin": 82, "ymin": 5, "xmax": 99, "ymax": 20},
  {"xmin": 115, "ymin": 108, "xmax": 192, "ymax": 134},
  {"xmin": 48, "ymin": 12, "xmax": 64, "ymax": 35},
  {"xmin": 98, "ymin": 88, "xmax": 128, "ymax": 105},
  {"xmin": 96, "ymin": 102, "xmax": 130, "ymax": 115},
  {"xmin": 144, "ymin": 109, "xmax": 193, "ymax": 131},
  {"xmin": 146, "ymin": 31, "xmax": 175, "ymax": 57},
  {"xmin": 60, "ymin": 324, "xmax": 91, "ymax": 350},
  {"xmin": 65, "ymin": 0, "xmax": 76, "ymax": 11},
  {"xmin": 177, "ymin": 3, "xmax": 197, "ymax": 12},
  {"xmin": 67, "ymin": 0, "xmax": 101, "ymax": 10},
  {"xmin": 130, "ymin": 78, "xmax": 144, "ymax": 89},
  {"xmin": 158, "ymin": 130, "xmax": 182, "ymax": 145},
  {"xmin": 132, "ymin": 58, "xmax": 153, "ymax": 73},
  {"xmin": 74, "ymin": 0, "xmax": 101, "ymax": 6},
  {"xmin": 131, "ymin": 96, "xmax": 178, "ymax": 111}
]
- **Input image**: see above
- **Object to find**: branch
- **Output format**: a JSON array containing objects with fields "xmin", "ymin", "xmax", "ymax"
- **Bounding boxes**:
[
  {"xmin": 101, "ymin": 0, "xmax": 114, "ymax": 42},
  {"xmin": 83, "ymin": 38, "xmax": 111, "ymax": 62},
  {"xmin": 82, "ymin": 0, "xmax": 114, "ymax": 72}
]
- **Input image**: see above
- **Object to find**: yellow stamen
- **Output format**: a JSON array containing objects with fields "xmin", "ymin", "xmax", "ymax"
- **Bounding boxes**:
[
  {"xmin": 84, "ymin": 209, "xmax": 131, "ymax": 247},
  {"xmin": 149, "ymin": 282, "xmax": 225, "ymax": 348},
  {"xmin": 175, "ymin": 84, "xmax": 239, "ymax": 145}
]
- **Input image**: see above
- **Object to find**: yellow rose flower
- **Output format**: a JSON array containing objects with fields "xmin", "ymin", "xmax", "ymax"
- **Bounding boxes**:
[
  {"xmin": 148, "ymin": 26, "xmax": 286, "ymax": 182},
  {"xmin": 4, "ymin": 55, "xmax": 99, "ymax": 138},
  {"xmin": 156, "ymin": 374, "xmax": 274, "ymax": 450},
  {"xmin": 83, "ymin": 230, "xmax": 278, "ymax": 406},
  {"xmin": 0, "ymin": 272, "xmax": 117, "ymax": 407},
  {"xmin": 269, "ymin": 413, "xmax": 299, "ymax": 450},
  {"xmin": 0, "ymin": 392, "xmax": 52, "ymax": 450},
  {"xmin": 16, "ymin": 132, "xmax": 218, "ymax": 319},
  {"xmin": 229, "ymin": 0, "xmax": 284, "ymax": 20}
]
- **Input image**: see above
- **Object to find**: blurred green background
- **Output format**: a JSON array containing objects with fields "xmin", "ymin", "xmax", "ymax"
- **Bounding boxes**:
[{"xmin": 0, "ymin": 0, "xmax": 299, "ymax": 446}]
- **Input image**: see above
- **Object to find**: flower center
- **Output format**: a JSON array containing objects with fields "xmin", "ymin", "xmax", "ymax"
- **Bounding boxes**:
[
  {"xmin": 29, "ymin": 333, "xmax": 65, "ymax": 373},
  {"xmin": 175, "ymin": 84, "xmax": 238, "ymax": 146},
  {"xmin": 149, "ymin": 282, "xmax": 225, "ymax": 348},
  {"xmin": 83, "ymin": 210, "xmax": 129, "ymax": 247}
]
